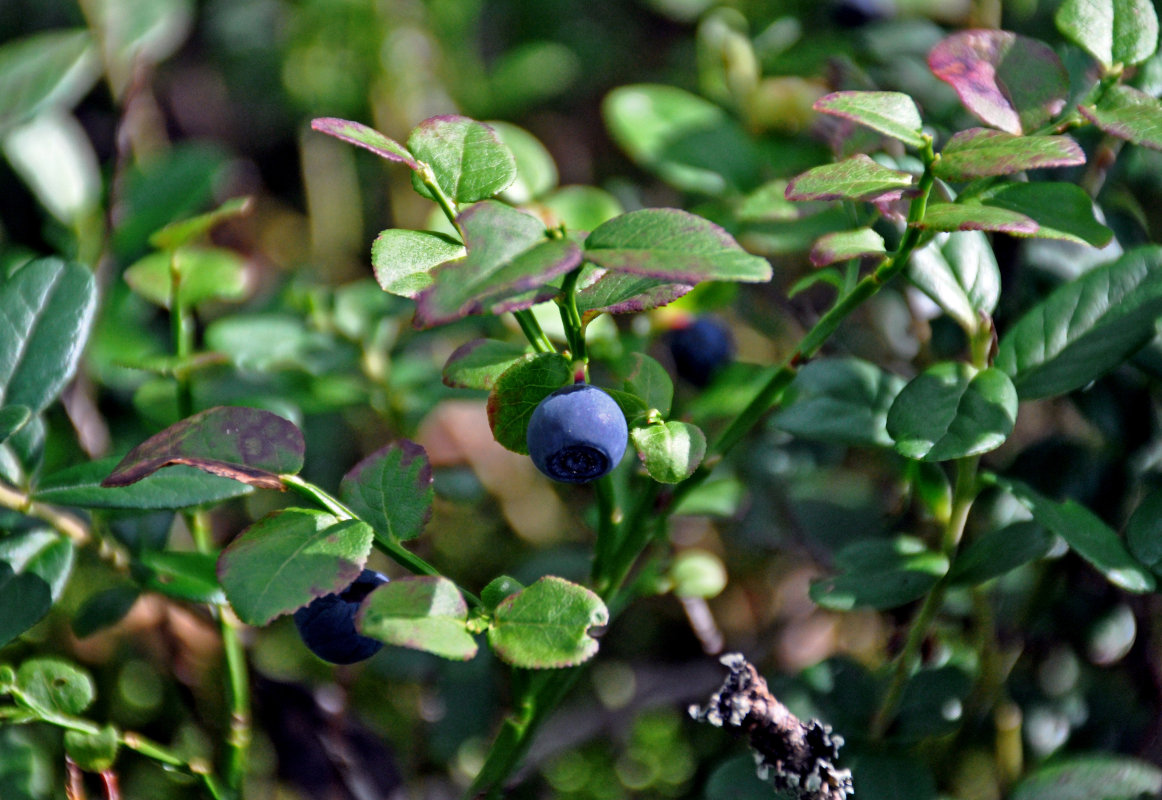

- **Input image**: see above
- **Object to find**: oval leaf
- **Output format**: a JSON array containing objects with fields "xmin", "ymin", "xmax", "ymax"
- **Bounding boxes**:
[
  {"xmin": 947, "ymin": 520, "xmax": 1055, "ymax": 586},
  {"xmin": 102, "ymin": 406, "xmax": 305, "ymax": 490},
  {"xmin": 357, "ymin": 576, "xmax": 478, "ymax": 661},
  {"xmin": 35, "ymin": 457, "xmax": 253, "ymax": 510},
  {"xmin": 995, "ymin": 246, "xmax": 1162, "ymax": 399},
  {"xmin": 123, "ymin": 246, "xmax": 249, "ymax": 308},
  {"xmin": 442, "ymin": 339, "xmax": 530, "ymax": 390},
  {"xmin": 1012, "ymin": 755, "xmax": 1162, "ymax": 800},
  {"xmin": 149, "ymin": 196, "xmax": 253, "ymax": 251},
  {"xmin": 908, "ymin": 231, "xmax": 1000, "ymax": 333},
  {"xmin": 487, "ymin": 576, "xmax": 609, "ymax": 668},
  {"xmin": 216, "ymin": 509, "xmax": 374, "ymax": 625},
  {"xmin": 310, "ymin": 117, "xmax": 419, "ymax": 169},
  {"xmin": 340, "ymin": 440, "xmax": 433, "ymax": 543},
  {"xmin": 1055, "ymin": 0, "xmax": 1159, "ymax": 68},
  {"xmin": 980, "ymin": 183, "xmax": 1113, "ymax": 247},
  {"xmin": 485, "ymin": 352, "xmax": 572, "ymax": 454},
  {"xmin": 929, "ymin": 30, "xmax": 1069, "ymax": 134},
  {"xmin": 0, "ymin": 30, "xmax": 97, "ymax": 131},
  {"xmin": 64, "ymin": 725, "xmax": 119, "ymax": 772},
  {"xmin": 406, "ymin": 115, "xmax": 516, "ymax": 203},
  {"xmin": 811, "ymin": 537, "xmax": 948, "ymax": 610},
  {"xmin": 139, "ymin": 551, "xmax": 223, "ymax": 604},
  {"xmin": 0, "ymin": 563, "xmax": 51, "ymax": 649},
  {"xmin": 622, "ymin": 352, "xmax": 673, "ymax": 418},
  {"xmin": 786, "ymin": 154, "xmax": 913, "ymax": 202},
  {"xmin": 814, "ymin": 91, "xmax": 925, "ymax": 147},
  {"xmin": 886, "ymin": 363, "xmax": 1018, "ymax": 461},
  {"xmin": 575, "ymin": 271, "xmax": 693, "ymax": 316},
  {"xmin": 371, "ymin": 229, "xmax": 464, "ymax": 299},
  {"xmin": 1080, "ymin": 85, "xmax": 1162, "ymax": 151},
  {"xmin": 0, "ymin": 530, "xmax": 73, "ymax": 601},
  {"xmin": 933, "ymin": 129, "xmax": 1086, "ymax": 182},
  {"xmin": 490, "ymin": 121, "xmax": 558, "ymax": 204},
  {"xmin": 631, "ymin": 421, "xmax": 707, "ymax": 484},
  {"xmin": 773, "ymin": 357, "xmax": 905, "ymax": 448},
  {"xmin": 71, "ymin": 585, "xmax": 140, "ymax": 639},
  {"xmin": 810, "ymin": 227, "xmax": 886, "ymax": 268},
  {"xmin": 15, "ymin": 658, "xmax": 93, "ymax": 716}
]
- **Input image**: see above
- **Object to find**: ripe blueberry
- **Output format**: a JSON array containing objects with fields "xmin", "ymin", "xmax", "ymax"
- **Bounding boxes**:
[
  {"xmin": 293, "ymin": 569, "xmax": 388, "ymax": 664},
  {"xmin": 668, "ymin": 317, "xmax": 734, "ymax": 387},
  {"xmin": 527, "ymin": 383, "xmax": 628, "ymax": 484}
]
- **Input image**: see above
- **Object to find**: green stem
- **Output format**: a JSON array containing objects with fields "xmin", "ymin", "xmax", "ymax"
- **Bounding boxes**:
[
  {"xmin": 418, "ymin": 164, "xmax": 461, "ymax": 233},
  {"xmin": 590, "ymin": 476, "xmax": 619, "ymax": 583},
  {"xmin": 169, "ymin": 249, "xmax": 195, "ymax": 419},
  {"xmin": 514, "ymin": 309, "xmax": 555, "ymax": 354},
  {"xmin": 557, "ymin": 267, "xmax": 587, "ymax": 368}
]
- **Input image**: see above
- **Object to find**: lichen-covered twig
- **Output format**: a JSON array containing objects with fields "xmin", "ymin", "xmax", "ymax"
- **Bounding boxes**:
[{"xmin": 689, "ymin": 653, "xmax": 853, "ymax": 800}]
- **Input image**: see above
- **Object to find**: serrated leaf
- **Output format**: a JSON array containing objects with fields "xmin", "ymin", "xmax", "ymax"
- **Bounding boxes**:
[
  {"xmin": 929, "ymin": 30, "xmax": 1069, "ymax": 134},
  {"xmin": 413, "ymin": 201, "xmax": 581, "ymax": 327},
  {"xmin": 0, "ymin": 405, "xmax": 30, "ymax": 444},
  {"xmin": 1127, "ymin": 489, "xmax": 1162, "ymax": 576},
  {"xmin": 34, "ymin": 457, "xmax": 253, "ymax": 510},
  {"xmin": 0, "ymin": 30, "xmax": 97, "ymax": 132},
  {"xmin": 908, "ymin": 231, "xmax": 1000, "ymax": 333},
  {"xmin": 123, "ymin": 246, "xmax": 249, "ymax": 308},
  {"xmin": 0, "ymin": 563, "xmax": 51, "ymax": 649},
  {"xmin": 485, "ymin": 352, "xmax": 572, "ymax": 454},
  {"xmin": 814, "ymin": 91, "xmax": 925, "ymax": 148},
  {"xmin": 574, "ymin": 271, "xmax": 693, "ymax": 316},
  {"xmin": 340, "ymin": 441, "xmax": 433, "ymax": 543},
  {"xmin": 357, "ymin": 576, "xmax": 477, "ymax": 661},
  {"xmin": 0, "ymin": 530, "xmax": 73, "ymax": 601},
  {"xmin": 407, "ymin": 115, "xmax": 516, "ymax": 203},
  {"xmin": 490, "ymin": 121, "xmax": 558, "ymax": 203},
  {"xmin": 310, "ymin": 117, "xmax": 420, "ymax": 169},
  {"xmin": 0, "ymin": 258, "xmax": 97, "ymax": 414},
  {"xmin": 948, "ymin": 520, "xmax": 1055, "ymax": 586},
  {"xmin": 371, "ymin": 229, "xmax": 464, "ymax": 299},
  {"xmin": 583, "ymin": 208, "xmax": 771, "ymax": 284},
  {"xmin": 149, "ymin": 196, "xmax": 252, "ymax": 250},
  {"xmin": 811, "ymin": 537, "xmax": 948, "ymax": 610},
  {"xmin": 810, "ymin": 227, "xmax": 886, "ymax": 267},
  {"xmin": 996, "ymin": 476, "xmax": 1155, "ymax": 593},
  {"xmin": 886, "ymin": 363, "xmax": 1017, "ymax": 461},
  {"xmin": 785, "ymin": 155, "xmax": 913, "ymax": 202},
  {"xmin": 442, "ymin": 339, "xmax": 529, "ymax": 390},
  {"xmin": 102, "ymin": 406, "xmax": 305, "ymax": 490},
  {"xmin": 933, "ymin": 129, "xmax": 1086, "ymax": 181},
  {"xmin": 631, "ymin": 421, "xmax": 706, "ymax": 483},
  {"xmin": 1080, "ymin": 85, "xmax": 1162, "ymax": 150},
  {"xmin": 63, "ymin": 725, "xmax": 118, "ymax": 772},
  {"xmin": 71, "ymin": 585, "xmax": 140, "ymax": 639},
  {"xmin": 15, "ymin": 658, "xmax": 93, "ymax": 716},
  {"xmin": 995, "ymin": 246, "xmax": 1162, "ymax": 398},
  {"xmin": 622, "ymin": 352, "xmax": 673, "ymax": 417},
  {"xmin": 1011, "ymin": 755, "xmax": 1162, "ymax": 800},
  {"xmin": 139, "ymin": 550, "xmax": 223, "ymax": 604},
  {"xmin": 1055, "ymin": 0, "xmax": 1159, "ymax": 69},
  {"xmin": 488, "ymin": 576, "xmax": 609, "ymax": 668},
  {"xmin": 773, "ymin": 357, "xmax": 905, "ymax": 448},
  {"xmin": 217, "ymin": 509, "xmax": 374, "ymax": 625}
]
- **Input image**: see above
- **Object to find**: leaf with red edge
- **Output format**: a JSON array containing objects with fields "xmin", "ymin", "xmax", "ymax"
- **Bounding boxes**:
[
  {"xmin": 311, "ymin": 118, "xmax": 420, "ymax": 170},
  {"xmin": 929, "ymin": 30, "xmax": 1068, "ymax": 134},
  {"xmin": 785, "ymin": 155, "xmax": 914, "ymax": 203},
  {"xmin": 102, "ymin": 406, "xmax": 305, "ymax": 490},
  {"xmin": 813, "ymin": 91, "xmax": 925, "ymax": 148},
  {"xmin": 575, "ymin": 270, "xmax": 693, "ymax": 316},
  {"xmin": 810, "ymin": 228, "xmax": 886, "ymax": 267},
  {"xmin": 934, "ymin": 129, "xmax": 1086, "ymax": 181},
  {"xmin": 1080, "ymin": 85, "xmax": 1162, "ymax": 150},
  {"xmin": 340, "ymin": 441, "xmax": 434, "ymax": 543}
]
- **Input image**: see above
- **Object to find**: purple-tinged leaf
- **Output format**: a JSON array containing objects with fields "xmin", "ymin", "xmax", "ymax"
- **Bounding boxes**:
[
  {"xmin": 934, "ymin": 128, "xmax": 1086, "ymax": 181},
  {"xmin": 574, "ymin": 270, "xmax": 693, "ymax": 316},
  {"xmin": 785, "ymin": 155, "xmax": 914, "ymax": 202},
  {"xmin": 102, "ymin": 406, "xmax": 305, "ymax": 490},
  {"xmin": 486, "ymin": 352, "xmax": 572, "ymax": 454},
  {"xmin": 371, "ymin": 229, "xmax": 464, "ymax": 298},
  {"xmin": 311, "ymin": 117, "xmax": 420, "ymax": 170},
  {"xmin": 488, "ymin": 576, "xmax": 609, "ymax": 668},
  {"xmin": 1080, "ymin": 85, "xmax": 1162, "ymax": 150},
  {"xmin": 814, "ymin": 91, "xmax": 925, "ymax": 148},
  {"xmin": 413, "ymin": 201, "xmax": 581, "ymax": 327},
  {"xmin": 917, "ymin": 203, "xmax": 1040, "ymax": 236},
  {"xmin": 928, "ymin": 30, "xmax": 1068, "ymax": 134},
  {"xmin": 340, "ymin": 441, "xmax": 434, "ymax": 543},
  {"xmin": 809, "ymin": 228, "xmax": 886, "ymax": 267},
  {"xmin": 407, "ymin": 115, "xmax": 516, "ymax": 203},
  {"xmin": 583, "ymin": 208, "xmax": 771, "ymax": 284},
  {"xmin": 982, "ymin": 183, "xmax": 1113, "ymax": 247},
  {"xmin": 1055, "ymin": 0, "xmax": 1159, "ymax": 68},
  {"xmin": 442, "ymin": 339, "xmax": 530, "ymax": 390},
  {"xmin": 357, "ymin": 576, "xmax": 478, "ymax": 661}
]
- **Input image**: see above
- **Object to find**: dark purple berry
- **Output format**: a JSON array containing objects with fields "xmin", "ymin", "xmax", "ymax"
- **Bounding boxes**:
[
  {"xmin": 526, "ymin": 383, "xmax": 628, "ymax": 484},
  {"xmin": 668, "ymin": 317, "xmax": 734, "ymax": 387},
  {"xmin": 832, "ymin": 0, "xmax": 895, "ymax": 27},
  {"xmin": 293, "ymin": 569, "xmax": 388, "ymax": 664}
]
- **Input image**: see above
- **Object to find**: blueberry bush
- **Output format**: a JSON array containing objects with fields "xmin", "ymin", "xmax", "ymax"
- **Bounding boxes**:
[{"xmin": 3, "ymin": 1, "xmax": 1162, "ymax": 799}]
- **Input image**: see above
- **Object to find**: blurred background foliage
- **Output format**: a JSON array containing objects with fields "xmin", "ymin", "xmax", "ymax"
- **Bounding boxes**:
[{"xmin": 4, "ymin": 0, "xmax": 1162, "ymax": 798}]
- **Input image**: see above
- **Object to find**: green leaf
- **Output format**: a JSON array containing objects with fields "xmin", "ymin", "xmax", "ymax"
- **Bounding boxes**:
[
  {"xmin": 0, "ymin": 405, "xmax": 30, "ymax": 445},
  {"xmin": 918, "ymin": 185, "xmax": 1113, "ymax": 247},
  {"xmin": 102, "ymin": 406, "xmax": 305, "ymax": 490},
  {"xmin": 34, "ymin": 457, "xmax": 253, "ymax": 509},
  {"xmin": 340, "ymin": 441, "xmax": 433, "ymax": 543},
  {"xmin": 1127, "ymin": 489, "xmax": 1162, "ymax": 576},
  {"xmin": 785, "ymin": 155, "xmax": 913, "ymax": 202},
  {"xmin": 442, "ymin": 339, "xmax": 530, "ymax": 390},
  {"xmin": 917, "ymin": 203, "xmax": 1039, "ymax": 237},
  {"xmin": 0, "ymin": 258, "xmax": 97, "ymax": 414},
  {"xmin": 603, "ymin": 83, "xmax": 761, "ymax": 195},
  {"xmin": 139, "ymin": 550, "xmax": 223, "ymax": 604},
  {"xmin": 995, "ymin": 246, "xmax": 1162, "ymax": 399},
  {"xmin": 630, "ymin": 421, "xmax": 707, "ymax": 483},
  {"xmin": 811, "ymin": 537, "xmax": 948, "ymax": 610},
  {"xmin": 0, "ymin": 563, "xmax": 51, "ymax": 649},
  {"xmin": 149, "ymin": 196, "xmax": 252, "ymax": 251},
  {"xmin": 480, "ymin": 575, "xmax": 524, "ymax": 611},
  {"xmin": 541, "ymin": 186, "xmax": 623, "ymax": 232},
  {"xmin": 948, "ymin": 520, "xmax": 1056, "ymax": 586},
  {"xmin": 583, "ymin": 208, "xmax": 772, "ymax": 284},
  {"xmin": 407, "ymin": 115, "xmax": 517, "ymax": 203},
  {"xmin": 123, "ymin": 246, "xmax": 249, "ymax": 308},
  {"xmin": 809, "ymin": 227, "xmax": 886, "ymax": 267},
  {"xmin": 357, "ymin": 576, "xmax": 478, "ymax": 661},
  {"xmin": 1011, "ymin": 755, "xmax": 1162, "ymax": 800},
  {"xmin": 1055, "ymin": 0, "xmax": 1159, "ymax": 69},
  {"xmin": 813, "ymin": 91, "xmax": 925, "ymax": 148},
  {"xmin": 71, "ymin": 585, "xmax": 140, "ymax": 639},
  {"xmin": 622, "ymin": 353, "xmax": 673, "ymax": 418},
  {"xmin": 1080, "ymin": 85, "xmax": 1162, "ymax": 151},
  {"xmin": 63, "ymin": 725, "xmax": 119, "ymax": 772},
  {"xmin": 216, "ymin": 509, "xmax": 374, "ymax": 625},
  {"xmin": 886, "ymin": 363, "xmax": 1018, "ymax": 461},
  {"xmin": 895, "ymin": 665, "xmax": 974, "ymax": 740},
  {"xmin": 485, "ymin": 353, "xmax": 572, "ymax": 454},
  {"xmin": 908, "ymin": 231, "xmax": 1000, "ymax": 333},
  {"xmin": 488, "ymin": 576, "xmax": 609, "ymax": 668},
  {"xmin": 933, "ymin": 129, "xmax": 1086, "ymax": 181},
  {"xmin": 735, "ymin": 180, "xmax": 798, "ymax": 224},
  {"xmin": 0, "ymin": 530, "xmax": 73, "ymax": 601},
  {"xmin": 996, "ymin": 476, "xmax": 1155, "ymax": 593},
  {"xmin": 0, "ymin": 30, "xmax": 97, "ymax": 132},
  {"xmin": 413, "ymin": 201, "xmax": 581, "ymax": 327},
  {"xmin": 489, "ymin": 121, "xmax": 558, "ymax": 204},
  {"xmin": 310, "ymin": 117, "xmax": 420, "ymax": 169},
  {"xmin": 15, "ymin": 658, "xmax": 93, "ymax": 715},
  {"xmin": 371, "ymin": 229, "xmax": 464, "ymax": 299},
  {"xmin": 574, "ymin": 271, "xmax": 692, "ymax": 316},
  {"xmin": 773, "ymin": 357, "xmax": 905, "ymax": 448},
  {"xmin": 669, "ymin": 549, "xmax": 727, "ymax": 598},
  {"xmin": 929, "ymin": 30, "xmax": 1069, "ymax": 134}
]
